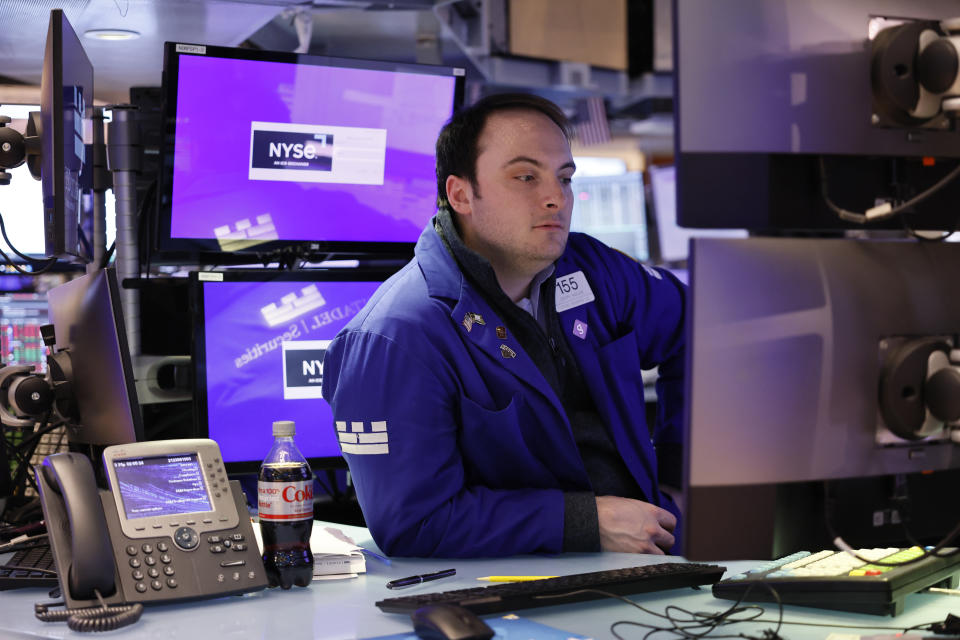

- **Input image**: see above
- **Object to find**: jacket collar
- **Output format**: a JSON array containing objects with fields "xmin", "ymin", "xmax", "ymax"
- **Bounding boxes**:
[
  {"xmin": 415, "ymin": 216, "xmax": 567, "ymax": 416},
  {"xmin": 415, "ymin": 215, "xmax": 464, "ymax": 302}
]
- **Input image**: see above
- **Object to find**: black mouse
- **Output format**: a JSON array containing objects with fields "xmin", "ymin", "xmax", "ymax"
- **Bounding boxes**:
[{"xmin": 410, "ymin": 604, "xmax": 495, "ymax": 640}]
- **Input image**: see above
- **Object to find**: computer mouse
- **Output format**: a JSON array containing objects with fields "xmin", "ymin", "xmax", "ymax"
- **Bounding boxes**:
[{"xmin": 410, "ymin": 603, "xmax": 495, "ymax": 640}]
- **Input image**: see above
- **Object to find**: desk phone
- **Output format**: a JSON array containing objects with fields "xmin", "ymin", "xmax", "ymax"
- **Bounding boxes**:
[{"xmin": 36, "ymin": 439, "xmax": 268, "ymax": 611}]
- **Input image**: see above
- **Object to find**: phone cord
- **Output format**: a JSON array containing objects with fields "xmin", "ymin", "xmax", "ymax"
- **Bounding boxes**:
[{"xmin": 35, "ymin": 589, "xmax": 144, "ymax": 632}]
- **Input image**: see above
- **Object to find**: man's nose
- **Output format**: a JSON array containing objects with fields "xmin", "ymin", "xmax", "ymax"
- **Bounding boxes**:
[{"xmin": 543, "ymin": 178, "xmax": 568, "ymax": 210}]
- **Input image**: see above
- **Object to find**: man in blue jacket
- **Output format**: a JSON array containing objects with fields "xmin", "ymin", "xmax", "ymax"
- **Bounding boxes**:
[{"xmin": 321, "ymin": 93, "xmax": 686, "ymax": 557}]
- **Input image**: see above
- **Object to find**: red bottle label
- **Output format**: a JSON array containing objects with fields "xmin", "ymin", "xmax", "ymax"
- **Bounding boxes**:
[{"xmin": 258, "ymin": 480, "xmax": 313, "ymax": 521}]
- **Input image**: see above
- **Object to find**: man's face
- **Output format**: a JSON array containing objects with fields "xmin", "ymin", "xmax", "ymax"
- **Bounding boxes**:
[{"xmin": 450, "ymin": 108, "xmax": 576, "ymax": 282}]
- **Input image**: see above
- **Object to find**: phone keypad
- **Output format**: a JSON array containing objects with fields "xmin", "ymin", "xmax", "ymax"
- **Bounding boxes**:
[
  {"xmin": 125, "ymin": 539, "xmax": 179, "ymax": 595},
  {"xmin": 120, "ymin": 530, "xmax": 255, "ymax": 598}
]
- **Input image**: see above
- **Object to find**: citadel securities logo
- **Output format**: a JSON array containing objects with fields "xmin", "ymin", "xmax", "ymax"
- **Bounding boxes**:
[
  {"xmin": 233, "ymin": 297, "xmax": 367, "ymax": 369},
  {"xmin": 261, "ymin": 285, "xmax": 327, "ymax": 328},
  {"xmin": 249, "ymin": 121, "xmax": 386, "ymax": 185},
  {"xmin": 281, "ymin": 340, "xmax": 331, "ymax": 400}
]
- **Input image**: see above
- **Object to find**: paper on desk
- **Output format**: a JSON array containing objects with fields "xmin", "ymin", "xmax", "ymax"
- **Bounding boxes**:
[
  {"xmin": 311, "ymin": 526, "xmax": 366, "ymax": 577},
  {"xmin": 251, "ymin": 522, "xmax": 366, "ymax": 579}
]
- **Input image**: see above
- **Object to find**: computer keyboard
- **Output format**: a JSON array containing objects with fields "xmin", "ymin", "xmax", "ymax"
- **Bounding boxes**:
[
  {"xmin": 376, "ymin": 562, "xmax": 727, "ymax": 614},
  {"xmin": 713, "ymin": 546, "xmax": 960, "ymax": 616},
  {"xmin": 0, "ymin": 542, "xmax": 59, "ymax": 591}
]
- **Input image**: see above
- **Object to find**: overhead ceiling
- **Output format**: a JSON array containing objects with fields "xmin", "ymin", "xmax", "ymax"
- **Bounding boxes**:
[
  {"xmin": 0, "ymin": 0, "xmax": 467, "ymax": 104},
  {"xmin": 0, "ymin": 0, "xmax": 674, "ymax": 154}
]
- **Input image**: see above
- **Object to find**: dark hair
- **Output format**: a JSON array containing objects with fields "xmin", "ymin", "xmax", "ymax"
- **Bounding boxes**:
[{"xmin": 435, "ymin": 92, "xmax": 570, "ymax": 211}]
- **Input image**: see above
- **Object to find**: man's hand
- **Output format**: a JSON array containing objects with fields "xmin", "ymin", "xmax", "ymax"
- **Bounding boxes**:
[{"xmin": 596, "ymin": 495, "xmax": 676, "ymax": 554}]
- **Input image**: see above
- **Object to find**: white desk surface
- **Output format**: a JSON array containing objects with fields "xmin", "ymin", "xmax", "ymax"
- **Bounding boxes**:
[{"xmin": 1, "ymin": 523, "xmax": 958, "ymax": 640}]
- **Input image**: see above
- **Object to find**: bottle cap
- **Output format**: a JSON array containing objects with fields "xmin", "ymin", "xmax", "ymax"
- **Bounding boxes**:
[{"xmin": 272, "ymin": 420, "xmax": 295, "ymax": 437}]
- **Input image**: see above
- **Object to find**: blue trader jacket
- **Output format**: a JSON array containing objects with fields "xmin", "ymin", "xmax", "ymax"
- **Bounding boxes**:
[{"xmin": 321, "ymin": 223, "xmax": 687, "ymax": 557}]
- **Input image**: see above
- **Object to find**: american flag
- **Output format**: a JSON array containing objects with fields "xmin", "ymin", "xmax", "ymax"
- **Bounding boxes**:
[{"xmin": 573, "ymin": 96, "xmax": 611, "ymax": 146}]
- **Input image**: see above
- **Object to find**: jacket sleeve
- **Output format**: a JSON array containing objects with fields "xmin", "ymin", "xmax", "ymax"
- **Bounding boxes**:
[
  {"xmin": 321, "ymin": 328, "xmax": 566, "ymax": 558},
  {"xmin": 629, "ymin": 263, "xmax": 687, "ymax": 482}
]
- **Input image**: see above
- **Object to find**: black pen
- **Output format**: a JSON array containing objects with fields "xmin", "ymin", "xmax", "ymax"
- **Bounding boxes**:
[{"xmin": 386, "ymin": 568, "xmax": 456, "ymax": 589}]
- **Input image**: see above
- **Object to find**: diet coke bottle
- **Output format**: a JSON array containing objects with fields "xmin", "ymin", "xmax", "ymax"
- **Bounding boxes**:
[{"xmin": 258, "ymin": 420, "xmax": 314, "ymax": 589}]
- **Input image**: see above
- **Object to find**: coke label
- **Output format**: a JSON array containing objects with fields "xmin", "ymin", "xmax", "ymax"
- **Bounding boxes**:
[{"xmin": 258, "ymin": 480, "xmax": 313, "ymax": 521}]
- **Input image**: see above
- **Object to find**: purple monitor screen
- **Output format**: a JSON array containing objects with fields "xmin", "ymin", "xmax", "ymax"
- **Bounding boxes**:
[
  {"xmin": 196, "ymin": 274, "xmax": 386, "ymax": 469},
  {"xmin": 114, "ymin": 453, "xmax": 212, "ymax": 519},
  {"xmin": 164, "ymin": 47, "xmax": 461, "ymax": 251}
]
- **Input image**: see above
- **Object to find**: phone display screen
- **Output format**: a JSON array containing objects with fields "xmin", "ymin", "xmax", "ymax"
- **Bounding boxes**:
[{"xmin": 113, "ymin": 453, "xmax": 213, "ymax": 519}]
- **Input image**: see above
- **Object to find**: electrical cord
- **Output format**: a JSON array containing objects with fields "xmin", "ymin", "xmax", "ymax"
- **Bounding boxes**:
[
  {"xmin": 823, "ymin": 480, "xmax": 960, "ymax": 567},
  {"xmin": 0, "ymin": 519, "xmax": 45, "ymax": 543},
  {"xmin": 0, "ymin": 532, "xmax": 48, "ymax": 553},
  {"xmin": 531, "ymin": 583, "xmax": 781, "ymax": 640},
  {"xmin": 2, "ymin": 412, "xmax": 66, "ymax": 496},
  {"xmin": 819, "ymin": 156, "xmax": 960, "ymax": 225},
  {"xmin": 0, "ymin": 212, "xmax": 58, "ymax": 275},
  {"xmin": 2, "ymin": 563, "xmax": 55, "ymax": 575},
  {"xmin": 549, "ymin": 583, "xmax": 952, "ymax": 640},
  {"xmin": 35, "ymin": 589, "xmax": 143, "ymax": 632}
]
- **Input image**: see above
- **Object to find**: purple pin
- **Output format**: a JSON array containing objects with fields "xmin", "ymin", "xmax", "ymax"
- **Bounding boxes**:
[{"xmin": 572, "ymin": 319, "xmax": 588, "ymax": 340}]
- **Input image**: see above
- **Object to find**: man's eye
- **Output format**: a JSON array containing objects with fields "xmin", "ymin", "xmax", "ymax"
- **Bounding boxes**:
[
  {"xmin": 516, "ymin": 174, "xmax": 535, "ymax": 183},
  {"xmin": 560, "ymin": 176, "xmax": 573, "ymax": 185}
]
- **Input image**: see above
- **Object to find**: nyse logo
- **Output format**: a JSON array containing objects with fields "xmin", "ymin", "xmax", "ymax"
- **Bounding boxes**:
[
  {"xmin": 301, "ymin": 358, "xmax": 323, "ymax": 377},
  {"xmin": 282, "ymin": 340, "xmax": 331, "ymax": 400},
  {"xmin": 268, "ymin": 134, "xmax": 330, "ymax": 161},
  {"xmin": 251, "ymin": 130, "xmax": 333, "ymax": 172}
]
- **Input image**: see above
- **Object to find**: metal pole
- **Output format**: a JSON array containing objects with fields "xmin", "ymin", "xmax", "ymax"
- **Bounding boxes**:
[
  {"xmin": 87, "ymin": 107, "xmax": 110, "ymax": 273},
  {"xmin": 106, "ymin": 106, "xmax": 141, "ymax": 357}
]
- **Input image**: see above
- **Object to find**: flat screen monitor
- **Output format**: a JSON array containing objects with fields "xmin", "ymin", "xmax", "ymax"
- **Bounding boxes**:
[
  {"xmin": 45, "ymin": 267, "xmax": 144, "ymax": 446},
  {"xmin": 157, "ymin": 43, "xmax": 464, "ymax": 258},
  {"xmin": 191, "ymin": 269, "xmax": 395, "ymax": 473},
  {"xmin": 0, "ymin": 103, "xmax": 116, "ymax": 262},
  {"xmin": 41, "ymin": 9, "xmax": 93, "ymax": 260},
  {"xmin": 674, "ymin": 0, "xmax": 960, "ymax": 231},
  {"xmin": 570, "ymin": 171, "xmax": 650, "ymax": 262},
  {"xmin": 0, "ymin": 292, "xmax": 48, "ymax": 373},
  {"xmin": 683, "ymin": 237, "xmax": 960, "ymax": 560}
]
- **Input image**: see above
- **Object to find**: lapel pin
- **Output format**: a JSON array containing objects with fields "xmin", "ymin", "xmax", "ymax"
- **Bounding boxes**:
[
  {"xmin": 500, "ymin": 344, "xmax": 516, "ymax": 359},
  {"xmin": 572, "ymin": 319, "xmax": 588, "ymax": 340},
  {"xmin": 463, "ymin": 312, "xmax": 485, "ymax": 332},
  {"xmin": 496, "ymin": 326, "xmax": 507, "ymax": 339}
]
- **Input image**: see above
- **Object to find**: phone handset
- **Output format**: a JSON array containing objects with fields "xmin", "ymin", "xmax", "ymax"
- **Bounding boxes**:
[
  {"xmin": 35, "ymin": 452, "xmax": 143, "ymax": 632},
  {"xmin": 40, "ymin": 453, "xmax": 115, "ymax": 599}
]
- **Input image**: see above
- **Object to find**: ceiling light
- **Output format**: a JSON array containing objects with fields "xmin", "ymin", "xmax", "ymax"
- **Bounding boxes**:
[{"xmin": 83, "ymin": 29, "xmax": 140, "ymax": 41}]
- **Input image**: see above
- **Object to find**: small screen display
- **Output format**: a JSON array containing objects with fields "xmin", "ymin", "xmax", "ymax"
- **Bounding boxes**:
[{"xmin": 114, "ymin": 453, "xmax": 212, "ymax": 519}]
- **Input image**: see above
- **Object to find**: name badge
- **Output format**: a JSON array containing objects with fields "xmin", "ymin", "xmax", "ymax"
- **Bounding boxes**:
[{"xmin": 555, "ymin": 271, "xmax": 595, "ymax": 312}]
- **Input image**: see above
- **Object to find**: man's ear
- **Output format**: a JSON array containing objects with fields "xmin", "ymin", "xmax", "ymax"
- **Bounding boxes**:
[{"xmin": 445, "ymin": 174, "xmax": 473, "ymax": 217}]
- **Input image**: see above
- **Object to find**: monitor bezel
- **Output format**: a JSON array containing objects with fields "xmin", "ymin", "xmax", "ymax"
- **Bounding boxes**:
[
  {"xmin": 155, "ymin": 42, "xmax": 465, "ymax": 261},
  {"xmin": 681, "ymin": 236, "xmax": 960, "ymax": 560},
  {"xmin": 42, "ymin": 9, "xmax": 93, "ymax": 261},
  {"xmin": 190, "ymin": 267, "xmax": 399, "ymax": 474},
  {"xmin": 672, "ymin": 0, "xmax": 960, "ymax": 232},
  {"xmin": 46, "ymin": 267, "xmax": 145, "ymax": 446}
]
